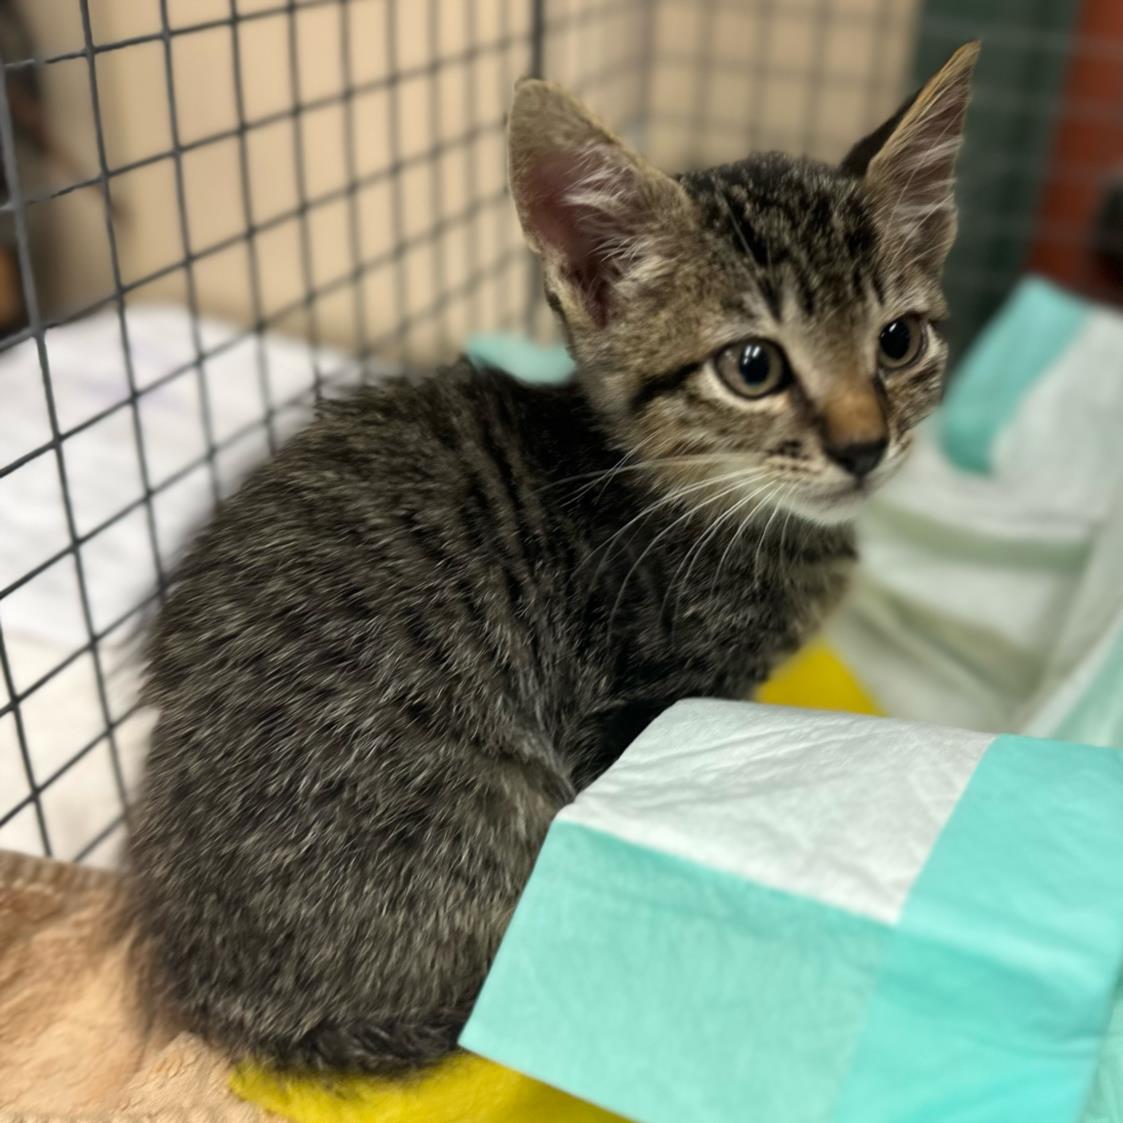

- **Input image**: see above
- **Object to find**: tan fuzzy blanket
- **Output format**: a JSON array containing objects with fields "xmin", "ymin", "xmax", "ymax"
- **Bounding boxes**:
[{"xmin": 0, "ymin": 848, "xmax": 267, "ymax": 1123}]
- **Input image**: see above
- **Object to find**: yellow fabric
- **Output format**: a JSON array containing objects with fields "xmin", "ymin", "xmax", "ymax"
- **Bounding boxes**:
[
  {"xmin": 756, "ymin": 638, "xmax": 882, "ymax": 716},
  {"xmin": 230, "ymin": 1053, "xmax": 624, "ymax": 1123},
  {"xmin": 232, "ymin": 639, "xmax": 878, "ymax": 1123}
]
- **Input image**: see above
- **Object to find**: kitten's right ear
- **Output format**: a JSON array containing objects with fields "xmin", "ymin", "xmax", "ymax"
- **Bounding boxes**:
[
  {"xmin": 507, "ymin": 78, "xmax": 693, "ymax": 328},
  {"xmin": 841, "ymin": 41, "xmax": 979, "ymax": 270}
]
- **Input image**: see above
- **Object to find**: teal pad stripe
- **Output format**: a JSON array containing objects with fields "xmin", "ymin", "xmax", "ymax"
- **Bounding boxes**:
[
  {"xmin": 465, "ymin": 332, "xmax": 575, "ymax": 385},
  {"xmin": 462, "ymin": 820, "xmax": 891, "ymax": 1123},
  {"xmin": 834, "ymin": 734, "xmax": 1123, "ymax": 1123},
  {"xmin": 939, "ymin": 277, "xmax": 1088, "ymax": 474}
]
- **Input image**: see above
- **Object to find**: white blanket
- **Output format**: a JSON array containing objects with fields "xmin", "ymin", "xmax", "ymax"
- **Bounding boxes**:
[{"xmin": 1, "ymin": 306, "xmax": 361, "ymax": 862}]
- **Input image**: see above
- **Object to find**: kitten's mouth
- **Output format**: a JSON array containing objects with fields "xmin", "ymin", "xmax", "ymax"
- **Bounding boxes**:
[
  {"xmin": 825, "ymin": 480, "xmax": 873, "ymax": 502},
  {"xmin": 782, "ymin": 478, "xmax": 879, "ymax": 525}
]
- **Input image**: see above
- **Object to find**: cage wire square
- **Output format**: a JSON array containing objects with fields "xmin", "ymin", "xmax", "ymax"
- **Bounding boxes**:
[{"xmin": 1, "ymin": 0, "xmax": 1121, "ymax": 867}]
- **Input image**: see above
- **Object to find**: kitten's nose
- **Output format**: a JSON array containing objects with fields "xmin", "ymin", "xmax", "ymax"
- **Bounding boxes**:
[{"xmin": 827, "ymin": 439, "xmax": 887, "ymax": 480}]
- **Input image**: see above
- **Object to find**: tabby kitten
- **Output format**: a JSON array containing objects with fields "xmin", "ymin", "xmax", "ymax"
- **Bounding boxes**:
[{"xmin": 129, "ymin": 43, "xmax": 978, "ymax": 1074}]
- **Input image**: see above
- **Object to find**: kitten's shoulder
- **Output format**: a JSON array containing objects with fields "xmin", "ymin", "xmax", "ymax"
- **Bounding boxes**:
[{"xmin": 302, "ymin": 358, "xmax": 591, "ymax": 466}]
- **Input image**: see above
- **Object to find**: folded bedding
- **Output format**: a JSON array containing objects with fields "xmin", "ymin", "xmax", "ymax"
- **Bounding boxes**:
[{"xmin": 463, "ymin": 701, "xmax": 1123, "ymax": 1123}]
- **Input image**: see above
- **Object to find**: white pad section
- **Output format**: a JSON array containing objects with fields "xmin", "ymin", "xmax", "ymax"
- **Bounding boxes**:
[
  {"xmin": 995, "ymin": 311, "xmax": 1123, "ymax": 523},
  {"xmin": 560, "ymin": 700, "xmax": 994, "ymax": 924}
]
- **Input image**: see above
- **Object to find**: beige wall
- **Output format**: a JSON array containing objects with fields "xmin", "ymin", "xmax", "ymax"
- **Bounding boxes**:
[{"xmin": 18, "ymin": 0, "xmax": 918, "ymax": 360}]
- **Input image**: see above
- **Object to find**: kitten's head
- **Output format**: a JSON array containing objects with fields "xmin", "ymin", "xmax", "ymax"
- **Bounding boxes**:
[{"xmin": 508, "ymin": 43, "xmax": 979, "ymax": 523}]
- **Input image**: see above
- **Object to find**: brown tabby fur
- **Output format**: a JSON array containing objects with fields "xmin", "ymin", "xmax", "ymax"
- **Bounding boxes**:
[{"xmin": 128, "ymin": 44, "xmax": 978, "ymax": 1074}]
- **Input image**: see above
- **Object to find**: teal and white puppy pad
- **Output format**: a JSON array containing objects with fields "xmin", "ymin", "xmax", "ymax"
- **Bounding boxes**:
[{"xmin": 461, "ymin": 700, "xmax": 1123, "ymax": 1123}]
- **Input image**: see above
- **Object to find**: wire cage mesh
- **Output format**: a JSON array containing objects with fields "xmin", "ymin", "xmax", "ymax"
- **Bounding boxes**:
[{"xmin": 0, "ymin": 0, "xmax": 1119, "ymax": 867}]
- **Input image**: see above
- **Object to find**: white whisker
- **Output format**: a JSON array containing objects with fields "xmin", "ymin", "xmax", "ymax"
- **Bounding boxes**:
[
  {"xmin": 540, "ymin": 453, "xmax": 752, "ymax": 498},
  {"xmin": 707, "ymin": 480, "xmax": 785, "ymax": 603},
  {"xmin": 668, "ymin": 475, "xmax": 776, "ymax": 626},
  {"xmin": 605, "ymin": 477, "xmax": 750, "ymax": 637},
  {"xmin": 579, "ymin": 465, "xmax": 767, "ymax": 593},
  {"xmin": 752, "ymin": 482, "xmax": 790, "ymax": 582}
]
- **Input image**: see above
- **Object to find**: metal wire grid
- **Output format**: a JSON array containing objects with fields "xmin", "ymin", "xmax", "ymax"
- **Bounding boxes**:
[
  {"xmin": 1, "ymin": 0, "xmax": 1118, "ymax": 866},
  {"xmin": 0, "ymin": 0, "xmax": 649, "ymax": 866}
]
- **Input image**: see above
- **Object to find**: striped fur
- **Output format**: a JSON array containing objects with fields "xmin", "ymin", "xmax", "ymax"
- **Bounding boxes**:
[{"xmin": 129, "ymin": 45, "xmax": 976, "ymax": 1076}]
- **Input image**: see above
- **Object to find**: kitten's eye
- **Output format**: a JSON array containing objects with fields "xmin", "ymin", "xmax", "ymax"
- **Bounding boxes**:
[
  {"xmin": 878, "ymin": 315, "xmax": 925, "ymax": 370},
  {"xmin": 714, "ymin": 339, "xmax": 790, "ymax": 399}
]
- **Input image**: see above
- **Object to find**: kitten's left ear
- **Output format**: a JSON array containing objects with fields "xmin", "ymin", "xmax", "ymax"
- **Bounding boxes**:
[{"xmin": 841, "ymin": 41, "xmax": 979, "ymax": 270}]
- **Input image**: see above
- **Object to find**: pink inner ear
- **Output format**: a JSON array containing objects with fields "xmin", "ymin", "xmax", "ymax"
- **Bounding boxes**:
[
  {"xmin": 523, "ymin": 148, "xmax": 618, "ymax": 325},
  {"xmin": 524, "ymin": 150, "xmax": 594, "ymax": 260}
]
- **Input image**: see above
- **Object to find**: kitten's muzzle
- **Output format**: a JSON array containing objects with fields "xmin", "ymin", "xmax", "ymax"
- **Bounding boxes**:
[{"xmin": 817, "ymin": 379, "xmax": 889, "ymax": 481}]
